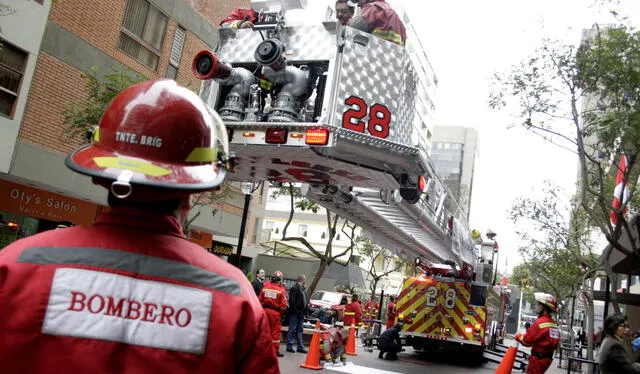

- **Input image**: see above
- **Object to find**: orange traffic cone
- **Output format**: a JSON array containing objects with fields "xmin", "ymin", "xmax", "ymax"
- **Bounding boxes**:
[
  {"xmin": 345, "ymin": 323, "xmax": 357, "ymax": 356},
  {"xmin": 494, "ymin": 344, "xmax": 518, "ymax": 374},
  {"xmin": 300, "ymin": 320, "xmax": 323, "ymax": 370}
]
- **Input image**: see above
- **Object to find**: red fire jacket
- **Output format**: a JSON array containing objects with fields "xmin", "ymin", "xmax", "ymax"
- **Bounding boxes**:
[
  {"xmin": 259, "ymin": 281, "xmax": 288, "ymax": 313},
  {"xmin": 0, "ymin": 208, "xmax": 280, "ymax": 374},
  {"xmin": 386, "ymin": 301, "xmax": 396, "ymax": 323},
  {"xmin": 516, "ymin": 313, "xmax": 560, "ymax": 356},
  {"xmin": 219, "ymin": 8, "xmax": 258, "ymax": 28},
  {"xmin": 349, "ymin": 0, "xmax": 406, "ymax": 45},
  {"xmin": 343, "ymin": 300, "xmax": 363, "ymax": 327}
]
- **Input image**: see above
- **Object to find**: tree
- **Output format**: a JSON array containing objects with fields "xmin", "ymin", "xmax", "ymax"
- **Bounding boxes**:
[
  {"xmin": 490, "ymin": 20, "xmax": 640, "ymax": 312},
  {"xmin": 61, "ymin": 66, "xmax": 229, "ymax": 232},
  {"xmin": 508, "ymin": 182, "xmax": 601, "ymax": 359},
  {"xmin": 271, "ymin": 183, "xmax": 361, "ymax": 297},
  {"xmin": 359, "ymin": 239, "xmax": 399, "ymax": 302}
]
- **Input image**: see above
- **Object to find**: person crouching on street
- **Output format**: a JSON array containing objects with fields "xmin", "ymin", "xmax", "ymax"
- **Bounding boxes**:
[
  {"xmin": 320, "ymin": 321, "xmax": 349, "ymax": 365},
  {"xmin": 259, "ymin": 272, "xmax": 289, "ymax": 357},
  {"xmin": 378, "ymin": 319, "xmax": 404, "ymax": 360}
]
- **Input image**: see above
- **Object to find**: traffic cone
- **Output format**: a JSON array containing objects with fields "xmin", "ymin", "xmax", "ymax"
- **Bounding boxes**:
[
  {"xmin": 300, "ymin": 320, "xmax": 323, "ymax": 370},
  {"xmin": 345, "ymin": 323, "xmax": 357, "ymax": 356},
  {"xmin": 494, "ymin": 343, "xmax": 518, "ymax": 374}
]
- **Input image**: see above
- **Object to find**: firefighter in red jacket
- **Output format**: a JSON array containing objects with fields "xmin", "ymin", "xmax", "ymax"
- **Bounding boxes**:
[
  {"xmin": 0, "ymin": 79, "xmax": 280, "ymax": 374},
  {"xmin": 343, "ymin": 294, "xmax": 363, "ymax": 330},
  {"xmin": 219, "ymin": 8, "xmax": 258, "ymax": 29},
  {"xmin": 515, "ymin": 292, "xmax": 560, "ymax": 374},
  {"xmin": 259, "ymin": 271, "xmax": 289, "ymax": 357},
  {"xmin": 386, "ymin": 295, "xmax": 396, "ymax": 329},
  {"xmin": 363, "ymin": 297, "xmax": 379, "ymax": 329},
  {"xmin": 347, "ymin": 0, "xmax": 406, "ymax": 46}
]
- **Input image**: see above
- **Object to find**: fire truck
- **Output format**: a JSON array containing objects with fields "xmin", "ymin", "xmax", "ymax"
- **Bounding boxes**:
[
  {"xmin": 393, "ymin": 241, "xmax": 510, "ymax": 364},
  {"xmin": 194, "ymin": 0, "xmax": 478, "ymax": 269},
  {"xmin": 192, "ymin": 0, "xmax": 502, "ymax": 362}
]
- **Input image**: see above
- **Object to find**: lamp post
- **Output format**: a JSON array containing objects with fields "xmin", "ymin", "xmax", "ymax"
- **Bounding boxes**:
[{"xmin": 235, "ymin": 182, "xmax": 254, "ymax": 269}]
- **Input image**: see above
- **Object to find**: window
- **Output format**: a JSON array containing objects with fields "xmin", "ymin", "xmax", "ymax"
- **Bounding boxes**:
[
  {"xmin": 298, "ymin": 224, "xmax": 308, "ymax": 236},
  {"xmin": 118, "ymin": 0, "xmax": 168, "ymax": 70},
  {"xmin": 264, "ymin": 221, "xmax": 275, "ymax": 230},
  {"xmin": 166, "ymin": 25, "xmax": 185, "ymax": 79},
  {"xmin": 0, "ymin": 41, "xmax": 27, "ymax": 118}
]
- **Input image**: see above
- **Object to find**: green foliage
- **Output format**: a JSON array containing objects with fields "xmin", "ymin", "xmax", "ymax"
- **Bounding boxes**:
[
  {"xmin": 508, "ymin": 182, "xmax": 601, "ymax": 301},
  {"xmin": 490, "ymin": 22, "xmax": 640, "ymax": 257},
  {"xmin": 62, "ymin": 66, "xmax": 146, "ymax": 141},
  {"xmin": 270, "ymin": 184, "xmax": 320, "ymax": 213}
]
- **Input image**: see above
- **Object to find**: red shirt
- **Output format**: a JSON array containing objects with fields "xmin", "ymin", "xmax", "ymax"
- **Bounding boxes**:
[
  {"xmin": 219, "ymin": 8, "xmax": 258, "ymax": 27},
  {"xmin": 0, "ymin": 208, "xmax": 280, "ymax": 374},
  {"xmin": 516, "ymin": 314, "xmax": 560, "ymax": 355},
  {"xmin": 351, "ymin": 0, "xmax": 406, "ymax": 45}
]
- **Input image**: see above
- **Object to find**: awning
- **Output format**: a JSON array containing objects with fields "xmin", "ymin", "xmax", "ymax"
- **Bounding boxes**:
[{"xmin": 260, "ymin": 240, "xmax": 317, "ymax": 259}]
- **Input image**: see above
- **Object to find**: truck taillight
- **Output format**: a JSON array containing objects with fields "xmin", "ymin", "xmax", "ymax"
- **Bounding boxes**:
[
  {"xmin": 265, "ymin": 128, "xmax": 288, "ymax": 144},
  {"xmin": 305, "ymin": 128, "xmax": 329, "ymax": 145},
  {"xmin": 464, "ymin": 326, "xmax": 473, "ymax": 334}
]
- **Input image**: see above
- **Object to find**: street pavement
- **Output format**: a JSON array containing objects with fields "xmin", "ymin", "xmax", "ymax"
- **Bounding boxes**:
[{"xmin": 277, "ymin": 338, "xmax": 590, "ymax": 373}]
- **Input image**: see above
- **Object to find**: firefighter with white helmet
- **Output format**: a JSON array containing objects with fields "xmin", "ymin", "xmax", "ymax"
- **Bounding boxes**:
[
  {"xmin": 516, "ymin": 292, "xmax": 560, "ymax": 374},
  {"xmin": 0, "ymin": 79, "xmax": 280, "ymax": 373}
]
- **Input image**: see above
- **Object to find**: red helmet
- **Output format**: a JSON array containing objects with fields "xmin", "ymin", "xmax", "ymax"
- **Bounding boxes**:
[
  {"xmin": 534, "ymin": 292, "xmax": 558, "ymax": 313},
  {"xmin": 65, "ymin": 79, "xmax": 230, "ymax": 201}
]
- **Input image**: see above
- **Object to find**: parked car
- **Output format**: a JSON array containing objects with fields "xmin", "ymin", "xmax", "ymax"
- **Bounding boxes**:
[{"xmin": 308, "ymin": 291, "xmax": 350, "ymax": 321}]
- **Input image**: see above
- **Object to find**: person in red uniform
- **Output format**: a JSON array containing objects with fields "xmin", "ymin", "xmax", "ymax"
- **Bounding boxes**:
[
  {"xmin": 515, "ymin": 292, "xmax": 560, "ymax": 374},
  {"xmin": 0, "ymin": 79, "xmax": 280, "ymax": 374},
  {"xmin": 363, "ymin": 297, "xmax": 379, "ymax": 329},
  {"xmin": 219, "ymin": 8, "xmax": 259, "ymax": 29},
  {"xmin": 386, "ymin": 295, "xmax": 396, "ymax": 329},
  {"xmin": 259, "ymin": 271, "xmax": 289, "ymax": 357},
  {"xmin": 347, "ymin": 0, "xmax": 406, "ymax": 46}
]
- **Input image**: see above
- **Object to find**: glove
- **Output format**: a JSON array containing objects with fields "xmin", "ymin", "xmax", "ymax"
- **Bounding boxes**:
[{"xmin": 633, "ymin": 337, "xmax": 640, "ymax": 352}]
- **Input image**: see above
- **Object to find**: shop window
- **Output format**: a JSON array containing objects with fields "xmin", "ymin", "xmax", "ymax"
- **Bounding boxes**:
[
  {"xmin": 0, "ymin": 41, "xmax": 27, "ymax": 118},
  {"xmin": 118, "ymin": 0, "xmax": 168, "ymax": 71}
]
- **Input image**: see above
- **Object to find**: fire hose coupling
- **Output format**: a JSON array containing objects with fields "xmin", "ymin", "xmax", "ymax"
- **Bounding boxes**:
[
  {"xmin": 192, "ymin": 50, "xmax": 231, "ymax": 80},
  {"xmin": 254, "ymin": 39, "xmax": 287, "ymax": 71}
]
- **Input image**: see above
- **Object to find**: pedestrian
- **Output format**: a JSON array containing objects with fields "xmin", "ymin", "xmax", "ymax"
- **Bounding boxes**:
[
  {"xmin": 599, "ymin": 314, "xmax": 640, "ymax": 373},
  {"xmin": 259, "ymin": 271, "xmax": 289, "ymax": 357},
  {"xmin": 515, "ymin": 292, "xmax": 560, "ymax": 374},
  {"xmin": 0, "ymin": 79, "xmax": 279, "ymax": 373},
  {"xmin": 219, "ymin": 8, "xmax": 258, "ymax": 29},
  {"xmin": 286, "ymin": 274, "xmax": 308, "ymax": 353},
  {"xmin": 347, "ymin": 0, "xmax": 406, "ymax": 46},
  {"xmin": 386, "ymin": 295, "xmax": 396, "ymax": 329},
  {"xmin": 378, "ymin": 319, "xmax": 404, "ymax": 360},
  {"xmin": 252, "ymin": 268, "xmax": 266, "ymax": 296},
  {"xmin": 335, "ymin": 0, "xmax": 355, "ymax": 25}
]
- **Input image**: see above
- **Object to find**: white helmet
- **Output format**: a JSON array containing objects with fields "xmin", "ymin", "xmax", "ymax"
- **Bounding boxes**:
[{"xmin": 534, "ymin": 292, "xmax": 558, "ymax": 313}]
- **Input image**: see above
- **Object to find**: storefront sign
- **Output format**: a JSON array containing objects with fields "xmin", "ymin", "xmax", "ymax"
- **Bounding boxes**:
[
  {"xmin": 187, "ymin": 229, "xmax": 212, "ymax": 249},
  {"xmin": 207, "ymin": 240, "xmax": 234, "ymax": 256},
  {"xmin": 0, "ymin": 179, "xmax": 99, "ymax": 226}
]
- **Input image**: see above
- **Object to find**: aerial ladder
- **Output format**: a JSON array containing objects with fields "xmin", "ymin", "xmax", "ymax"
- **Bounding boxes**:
[{"xmin": 193, "ymin": 0, "xmax": 477, "ymax": 273}]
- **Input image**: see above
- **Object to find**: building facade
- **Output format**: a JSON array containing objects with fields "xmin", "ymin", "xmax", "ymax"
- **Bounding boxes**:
[
  {"xmin": 0, "ymin": 0, "xmax": 266, "ymax": 273},
  {"xmin": 430, "ymin": 125, "xmax": 479, "ymax": 222}
]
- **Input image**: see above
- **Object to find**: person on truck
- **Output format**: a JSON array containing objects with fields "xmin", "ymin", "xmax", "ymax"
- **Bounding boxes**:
[
  {"xmin": 219, "ymin": 8, "xmax": 258, "ymax": 29},
  {"xmin": 335, "ymin": 0, "xmax": 355, "ymax": 25},
  {"xmin": 515, "ymin": 292, "xmax": 560, "ymax": 374},
  {"xmin": 259, "ymin": 271, "xmax": 289, "ymax": 357},
  {"xmin": 0, "ymin": 79, "xmax": 280, "ymax": 373},
  {"xmin": 377, "ymin": 318, "xmax": 404, "ymax": 360},
  {"xmin": 346, "ymin": 0, "xmax": 406, "ymax": 46}
]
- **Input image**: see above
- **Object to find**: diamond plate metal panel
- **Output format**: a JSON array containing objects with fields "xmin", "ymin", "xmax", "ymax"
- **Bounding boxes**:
[
  {"xmin": 217, "ymin": 25, "xmax": 338, "ymax": 62},
  {"xmin": 333, "ymin": 28, "xmax": 417, "ymax": 146}
]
